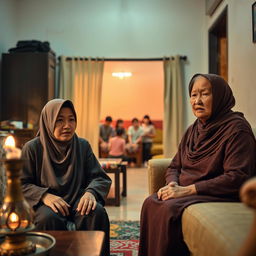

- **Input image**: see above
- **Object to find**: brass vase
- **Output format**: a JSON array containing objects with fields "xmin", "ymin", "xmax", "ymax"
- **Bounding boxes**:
[{"xmin": 0, "ymin": 159, "xmax": 36, "ymax": 255}]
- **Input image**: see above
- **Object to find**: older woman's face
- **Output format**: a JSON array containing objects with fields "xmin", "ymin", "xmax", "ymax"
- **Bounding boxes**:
[
  {"xmin": 190, "ymin": 77, "xmax": 213, "ymax": 124},
  {"xmin": 54, "ymin": 107, "xmax": 76, "ymax": 141}
]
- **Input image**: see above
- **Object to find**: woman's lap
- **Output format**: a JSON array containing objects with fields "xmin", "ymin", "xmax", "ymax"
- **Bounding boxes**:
[
  {"xmin": 139, "ymin": 193, "xmax": 234, "ymax": 256},
  {"xmin": 34, "ymin": 201, "xmax": 109, "ymax": 231}
]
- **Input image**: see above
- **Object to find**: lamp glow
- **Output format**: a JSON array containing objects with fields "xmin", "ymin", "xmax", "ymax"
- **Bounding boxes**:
[
  {"xmin": 4, "ymin": 135, "xmax": 21, "ymax": 159},
  {"xmin": 112, "ymin": 72, "xmax": 132, "ymax": 79},
  {"xmin": 5, "ymin": 135, "xmax": 15, "ymax": 147},
  {"xmin": 7, "ymin": 212, "xmax": 20, "ymax": 231}
]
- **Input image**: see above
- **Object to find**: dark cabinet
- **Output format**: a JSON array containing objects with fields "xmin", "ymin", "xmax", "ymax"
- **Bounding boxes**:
[{"xmin": 0, "ymin": 52, "xmax": 55, "ymax": 129}]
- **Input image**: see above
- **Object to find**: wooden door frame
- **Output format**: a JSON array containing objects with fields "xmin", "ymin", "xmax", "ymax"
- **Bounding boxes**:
[{"xmin": 208, "ymin": 6, "xmax": 228, "ymax": 78}]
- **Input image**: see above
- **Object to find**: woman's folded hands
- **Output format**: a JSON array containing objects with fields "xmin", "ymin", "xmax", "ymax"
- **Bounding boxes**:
[{"xmin": 157, "ymin": 182, "xmax": 197, "ymax": 200}]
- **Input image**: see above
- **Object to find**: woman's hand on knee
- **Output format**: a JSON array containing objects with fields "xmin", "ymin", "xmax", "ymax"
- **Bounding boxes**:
[
  {"xmin": 157, "ymin": 182, "xmax": 178, "ymax": 200},
  {"xmin": 41, "ymin": 193, "xmax": 70, "ymax": 216},
  {"xmin": 160, "ymin": 184, "xmax": 197, "ymax": 200},
  {"xmin": 76, "ymin": 192, "xmax": 97, "ymax": 216}
]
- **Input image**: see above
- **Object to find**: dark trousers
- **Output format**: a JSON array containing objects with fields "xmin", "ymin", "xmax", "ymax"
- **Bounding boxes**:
[
  {"xmin": 142, "ymin": 142, "xmax": 152, "ymax": 162},
  {"xmin": 34, "ymin": 199, "xmax": 110, "ymax": 256}
]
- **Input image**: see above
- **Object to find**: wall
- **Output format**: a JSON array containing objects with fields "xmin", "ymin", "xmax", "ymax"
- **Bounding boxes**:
[
  {"xmin": 0, "ymin": 0, "xmax": 16, "ymax": 54},
  {"xmin": 101, "ymin": 61, "xmax": 163, "ymax": 121},
  {"xmin": 0, "ymin": 0, "xmax": 17, "ymax": 115},
  {"xmin": 206, "ymin": 0, "xmax": 256, "ymax": 127},
  {"xmin": 10, "ymin": 0, "xmax": 206, "ymax": 128}
]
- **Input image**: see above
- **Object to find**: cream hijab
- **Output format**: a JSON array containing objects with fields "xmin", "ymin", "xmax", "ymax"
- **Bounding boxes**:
[{"xmin": 38, "ymin": 99, "xmax": 82, "ymax": 204}]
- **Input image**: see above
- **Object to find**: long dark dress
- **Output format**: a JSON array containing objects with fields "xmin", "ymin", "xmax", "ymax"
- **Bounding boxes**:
[
  {"xmin": 21, "ymin": 99, "xmax": 112, "ymax": 256},
  {"xmin": 139, "ymin": 74, "xmax": 256, "ymax": 256},
  {"xmin": 21, "ymin": 137, "xmax": 112, "ymax": 255}
]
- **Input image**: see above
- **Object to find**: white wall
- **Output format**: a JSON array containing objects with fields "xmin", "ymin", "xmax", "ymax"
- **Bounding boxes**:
[
  {"xmin": 206, "ymin": 0, "xmax": 256, "ymax": 127},
  {"xmin": 0, "ymin": 0, "xmax": 17, "ymax": 115},
  {"xmin": 0, "ymin": 0, "xmax": 17, "ymax": 54},
  {"xmin": 1, "ymin": 0, "xmax": 254, "ymax": 130},
  {"xmin": 8, "ymin": 0, "xmax": 206, "ymax": 128}
]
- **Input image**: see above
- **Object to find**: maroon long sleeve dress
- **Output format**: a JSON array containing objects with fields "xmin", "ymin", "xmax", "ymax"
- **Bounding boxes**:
[{"xmin": 139, "ymin": 74, "xmax": 256, "ymax": 256}]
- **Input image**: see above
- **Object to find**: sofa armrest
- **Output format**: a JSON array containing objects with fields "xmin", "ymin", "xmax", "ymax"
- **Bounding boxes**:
[
  {"xmin": 237, "ymin": 177, "xmax": 256, "ymax": 256},
  {"xmin": 148, "ymin": 158, "xmax": 172, "ymax": 195}
]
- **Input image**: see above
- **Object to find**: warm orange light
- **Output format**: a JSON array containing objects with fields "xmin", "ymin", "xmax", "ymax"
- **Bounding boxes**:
[
  {"xmin": 7, "ymin": 212, "xmax": 20, "ymax": 230},
  {"xmin": 21, "ymin": 219, "xmax": 29, "ymax": 228},
  {"xmin": 4, "ymin": 135, "xmax": 21, "ymax": 159},
  {"xmin": 112, "ymin": 72, "xmax": 132, "ymax": 79},
  {"xmin": 5, "ymin": 136, "xmax": 16, "ymax": 148}
]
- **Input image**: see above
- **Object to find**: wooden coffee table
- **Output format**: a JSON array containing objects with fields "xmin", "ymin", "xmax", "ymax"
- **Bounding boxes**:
[{"xmin": 45, "ymin": 231, "xmax": 104, "ymax": 256}]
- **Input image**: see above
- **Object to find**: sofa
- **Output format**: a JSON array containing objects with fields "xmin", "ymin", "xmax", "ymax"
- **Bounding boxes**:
[
  {"xmin": 148, "ymin": 158, "xmax": 256, "ymax": 256},
  {"xmin": 151, "ymin": 129, "xmax": 163, "ymax": 156}
]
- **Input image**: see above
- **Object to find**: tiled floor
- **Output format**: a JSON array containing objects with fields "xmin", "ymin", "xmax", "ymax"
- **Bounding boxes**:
[{"xmin": 105, "ymin": 167, "xmax": 148, "ymax": 221}]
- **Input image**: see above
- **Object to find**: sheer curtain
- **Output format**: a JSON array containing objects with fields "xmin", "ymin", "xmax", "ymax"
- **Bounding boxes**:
[
  {"xmin": 163, "ymin": 56, "xmax": 185, "ymax": 157},
  {"xmin": 59, "ymin": 56, "xmax": 104, "ymax": 156}
]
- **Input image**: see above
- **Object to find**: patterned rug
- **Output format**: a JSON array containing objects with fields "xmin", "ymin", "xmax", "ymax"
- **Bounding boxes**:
[{"xmin": 110, "ymin": 220, "xmax": 140, "ymax": 256}]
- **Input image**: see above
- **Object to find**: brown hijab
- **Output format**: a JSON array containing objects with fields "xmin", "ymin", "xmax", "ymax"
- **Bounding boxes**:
[
  {"xmin": 38, "ymin": 99, "xmax": 80, "ymax": 203},
  {"xmin": 186, "ymin": 73, "xmax": 254, "ymax": 162}
]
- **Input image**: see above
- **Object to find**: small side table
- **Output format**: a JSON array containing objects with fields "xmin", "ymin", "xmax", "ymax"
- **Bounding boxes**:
[{"xmin": 99, "ymin": 159, "xmax": 127, "ymax": 206}]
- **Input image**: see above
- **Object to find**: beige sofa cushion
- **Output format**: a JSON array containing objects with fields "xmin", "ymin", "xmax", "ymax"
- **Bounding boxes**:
[{"xmin": 182, "ymin": 202, "xmax": 254, "ymax": 256}]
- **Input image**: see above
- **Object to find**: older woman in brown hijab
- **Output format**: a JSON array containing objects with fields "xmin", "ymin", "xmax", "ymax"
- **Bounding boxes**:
[
  {"xmin": 21, "ymin": 99, "xmax": 111, "ymax": 256},
  {"xmin": 139, "ymin": 74, "xmax": 256, "ymax": 256}
]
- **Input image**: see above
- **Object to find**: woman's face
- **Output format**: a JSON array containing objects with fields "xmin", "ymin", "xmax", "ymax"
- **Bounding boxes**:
[
  {"xmin": 118, "ymin": 121, "xmax": 124, "ymax": 128},
  {"xmin": 143, "ymin": 118, "xmax": 150, "ymax": 125},
  {"xmin": 190, "ymin": 77, "xmax": 213, "ymax": 124},
  {"xmin": 54, "ymin": 107, "xmax": 76, "ymax": 141}
]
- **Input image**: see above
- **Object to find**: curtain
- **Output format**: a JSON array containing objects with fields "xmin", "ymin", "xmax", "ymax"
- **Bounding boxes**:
[
  {"xmin": 59, "ymin": 56, "xmax": 104, "ymax": 156},
  {"xmin": 163, "ymin": 56, "xmax": 185, "ymax": 158}
]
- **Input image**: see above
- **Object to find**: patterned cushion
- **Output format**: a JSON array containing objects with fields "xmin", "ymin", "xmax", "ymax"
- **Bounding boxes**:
[{"xmin": 182, "ymin": 202, "xmax": 254, "ymax": 256}]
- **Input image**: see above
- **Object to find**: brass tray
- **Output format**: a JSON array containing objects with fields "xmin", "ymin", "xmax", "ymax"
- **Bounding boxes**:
[{"xmin": 0, "ymin": 232, "xmax": 56, "ymax": 255}]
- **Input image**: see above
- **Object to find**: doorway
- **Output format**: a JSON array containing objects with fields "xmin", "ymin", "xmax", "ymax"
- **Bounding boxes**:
[
  {"xmin": 101, "ymin": 61, "xmax": 163, "ymax": 124},
  {"xmin": 209, "ymin": 7, "xmax": 228, "ymax": 81}
]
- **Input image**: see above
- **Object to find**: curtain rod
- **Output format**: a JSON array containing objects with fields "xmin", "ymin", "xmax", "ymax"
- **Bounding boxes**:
[{"xmin": 58, "ymin": 56, "xmax": 187, "ymax": 61}]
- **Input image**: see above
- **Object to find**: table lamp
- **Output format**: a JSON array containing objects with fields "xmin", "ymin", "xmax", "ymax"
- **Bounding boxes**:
[{"xmin": 0, "ymin": 136, "xmax": 36, "ymax": 255}]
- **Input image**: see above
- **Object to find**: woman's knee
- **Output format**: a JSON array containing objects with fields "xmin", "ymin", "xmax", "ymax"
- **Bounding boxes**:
[
  {"xmin": 91, "ymin": 203, "xmax": 108, "ymax": 219},
  {"xmin": 142, "ymin": 194, "xmax": 156, "ymax": 209},
  {"xmin": 75, "ymin": 203, "xmax": 109, "ymax": 231},
  {"xmin": 34, "ymin": 205, "xmax": 66, "ymax": 229},
  {"xmin": 141, "ymin": 194, "xmax": 178, "ymax": 217},
  {"xmin": 76, "ymin": 203, "xmax": 108, "ymax": 222}
]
